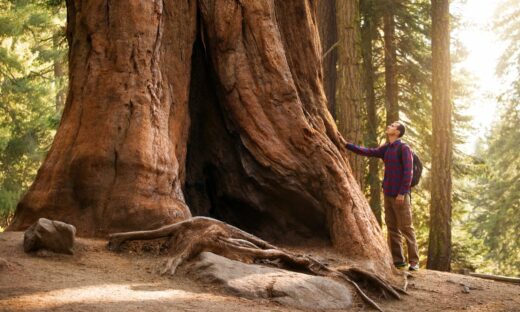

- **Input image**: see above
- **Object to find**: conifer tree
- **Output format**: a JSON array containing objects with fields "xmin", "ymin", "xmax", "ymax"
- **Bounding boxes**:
[{"xmin": 427, "ymin": 0, "xmax": 453, "ymax": 271}]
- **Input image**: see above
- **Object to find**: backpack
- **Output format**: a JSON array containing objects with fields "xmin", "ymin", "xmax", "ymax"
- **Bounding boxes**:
[{"xmin": 397, "ymin": 144, "xmax": 423, "ymax": 187}]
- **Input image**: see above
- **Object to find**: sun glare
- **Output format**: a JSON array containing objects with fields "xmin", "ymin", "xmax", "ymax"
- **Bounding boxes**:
[
  {"xmin": 453, "ymin": 0, "xmax": 508, "ymax": 153},
  {"xmin": 1, "ymin": 284, "xmax": 196, "ymax": 310}
]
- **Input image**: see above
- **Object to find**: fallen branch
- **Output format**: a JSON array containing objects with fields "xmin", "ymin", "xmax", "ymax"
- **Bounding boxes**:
[{"xmin": 468, "ymin": 273, "xmax": 520, "ymax": 284}]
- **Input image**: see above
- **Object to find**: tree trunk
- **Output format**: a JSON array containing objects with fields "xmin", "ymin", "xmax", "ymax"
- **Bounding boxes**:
[
  {"xmin": 316, "ymin": 0, "xmax": 337, "ymax": 115},
  {"xmin": 360, "ymin": 0, "xmax": 382, "ymax": 225},
  {"xmin": 427, "ymin": 0, "xmax": 452, "ymax": 271},
  {"xmin": 53, "ymin": 32, "xmax": 66, "ymax": 113},
  {"xmin": 383, "ymin": 0, "xmax": 399, "ymax": 125},
  {"xmin": 336, "ymin": 0, "xmax": 365, "ymax": 187},
  {"xmin": 9, "ymin": 0, "xmax": 394, "ymax": 277},
  {"xmin": 9, "ymin": 0, "xmax": 198, "ymax": 235}
]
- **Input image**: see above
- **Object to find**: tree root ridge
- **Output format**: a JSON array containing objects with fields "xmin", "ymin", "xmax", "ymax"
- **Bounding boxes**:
[{"xmin": 108, "ymin": 216, "xmax": 400, "ymax": 311}]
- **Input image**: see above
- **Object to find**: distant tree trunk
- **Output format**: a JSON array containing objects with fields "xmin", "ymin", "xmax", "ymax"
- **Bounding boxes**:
[
  {"xmin": 427, "ymin": 0, "xmax": 452, "ymax": 271},
  {"xmin": 336, "ymin": 0, "xmax": 365, "ymax": 187},
  {"xmin": 9, "ymin": 0, "xmax": 395, "ymax": 277},
  {"xmin": 383, "ymin": 0, "xmax": 399, "ymax": 124},
  {"xmin": 53, "ymin": 32, "xmax": 66, "ymax": 112},
  {"xmin": 360, "ymin": 0, "xmax": 382, "ymax": 225},
  {"xmin": 316, "ymin": 0, "xmax": 337, "ymax": 115}
]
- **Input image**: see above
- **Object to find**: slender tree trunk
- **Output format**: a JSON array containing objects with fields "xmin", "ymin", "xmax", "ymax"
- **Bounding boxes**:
[
  {"xmin": 316, "ymin": 0, "xmax": 337, "ymax": 115},
  {"xmin": 336, "ymin": 0, "xmax": 365, "ymax": 187},
  {"xmin": 383, "ymin": 0, "xmax": 399, "ymax": 125},
  {"xmin": 360, "ymin": 0, "xmax": 382, "ymax": 225},
  {"xmin": 427, "ymin": 0, "xmax": 452, "ymax": 271},
  {"xmin": 53, "ymin": 31, "xmax": 66, "ymax": 112},
  {"xmin": 9, "ymin": 0, "xmax": 395, "ymax": 278}
]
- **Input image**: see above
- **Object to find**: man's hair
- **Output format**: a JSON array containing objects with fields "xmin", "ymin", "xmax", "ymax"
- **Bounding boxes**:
[{"xmin": 395, "ymin": 121, "xmax": 405, "ymax": 138}]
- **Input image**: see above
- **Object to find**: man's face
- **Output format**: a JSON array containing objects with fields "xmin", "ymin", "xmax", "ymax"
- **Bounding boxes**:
[{"xmin": 385, "ymin": 122, "xmax": 401, "ymax": 137}]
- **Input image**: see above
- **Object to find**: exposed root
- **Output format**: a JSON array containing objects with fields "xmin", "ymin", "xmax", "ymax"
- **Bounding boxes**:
[
  {"xmin": 108, "ymin": 216, "xmax": 402, "ymax": 311},
  {"xmin": 338, "ymin": 274, "xmax": 385, "ymax": 312},
  {"xmin": 340, "ymin": 267, "xmax": 402, "ymax": 299}
]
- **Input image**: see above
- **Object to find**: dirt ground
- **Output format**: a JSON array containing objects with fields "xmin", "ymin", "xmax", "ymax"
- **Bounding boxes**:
[{"xmin": 1, "ymin": 231, "xmax": 519, "ymax": 312}]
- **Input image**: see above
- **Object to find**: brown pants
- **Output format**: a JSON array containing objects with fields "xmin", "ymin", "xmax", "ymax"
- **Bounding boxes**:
[{"xmin": 384, "ymin": 194, "xmax": 419, "ymax": 264}]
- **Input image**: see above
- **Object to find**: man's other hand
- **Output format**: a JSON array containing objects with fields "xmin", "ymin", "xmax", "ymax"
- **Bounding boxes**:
[{"xmin": 396, "ymin": 194, "xmax": 405, "ymax": 205}]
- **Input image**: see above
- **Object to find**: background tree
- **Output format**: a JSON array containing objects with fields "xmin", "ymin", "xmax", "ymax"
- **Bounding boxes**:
[
  {"xmin": 316, "ymin": 0, "xmax": 337, "ymax": 115},
  {"xmin": 316, "ymin": 0, "xmax": 365, "ymax": 186},
  {"xmin": 427, "ymin": 0, "xmax": 453, "ymax": 271},
  {"xmin": 383, "ymin": 0, "xmax": 399, "ymax": 124},
  {"xmin": 336, "ymin": 0, "xmax": 365, "ymax": 186},
  {"xmin": 359, "ymin": 0, "xmax": 383, "ymax": 224}
]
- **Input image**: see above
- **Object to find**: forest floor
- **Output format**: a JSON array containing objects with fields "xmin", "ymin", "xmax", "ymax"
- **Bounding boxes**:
[{"xmin": 1, "ymin": 231, "xmax": 519, "ymax": 312}]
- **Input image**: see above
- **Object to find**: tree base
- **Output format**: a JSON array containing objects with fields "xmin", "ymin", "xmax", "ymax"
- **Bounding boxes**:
[{"xmin": 108, "ymin": 217, "xmax": 405, "ymax": 311}]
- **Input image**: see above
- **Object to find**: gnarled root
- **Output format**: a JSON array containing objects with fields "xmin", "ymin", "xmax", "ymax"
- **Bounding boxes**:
[{"xmin": 108, "ymin": 216, "xmax": 401, "ymax": 311}]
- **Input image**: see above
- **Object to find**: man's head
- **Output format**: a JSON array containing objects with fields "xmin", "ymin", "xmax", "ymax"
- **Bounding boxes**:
[{"xmin": 385, "ymin": 121, "xmax": 405, "ymax": 138}]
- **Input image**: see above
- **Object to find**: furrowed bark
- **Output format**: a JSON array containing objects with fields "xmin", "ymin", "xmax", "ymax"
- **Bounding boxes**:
[
  {"xmin": 428, "ymin": 0, "xmax": 452, "ymax": 271},
  {"xmin": 9, "ymin": 0, "xmax": 198, "ymax": 235},
  {"xmin": 336, "ymin": 0, "xmax": 365, "ymax": 187}
]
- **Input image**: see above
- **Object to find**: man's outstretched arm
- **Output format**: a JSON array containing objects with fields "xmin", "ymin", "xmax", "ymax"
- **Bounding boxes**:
[{"xmin": 345, "ymin": 143, "xmax": 387, "ymax": 159}]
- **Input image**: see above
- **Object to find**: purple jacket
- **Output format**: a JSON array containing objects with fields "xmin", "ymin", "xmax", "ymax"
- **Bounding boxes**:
[{"xmin": 346, "ymin": 140, "xmax": 413, "ymax": 197}]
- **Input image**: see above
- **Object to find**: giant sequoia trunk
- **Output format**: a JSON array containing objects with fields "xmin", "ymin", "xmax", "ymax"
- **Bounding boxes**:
[{"xmin": 9, "ymin": 0, "xmax": 394, "ymax": 275}]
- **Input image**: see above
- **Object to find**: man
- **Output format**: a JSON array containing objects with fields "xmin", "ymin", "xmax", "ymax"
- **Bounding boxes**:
[{"xmin": 345, "ymin": 121, "xmax": 419, "ymax": 271}]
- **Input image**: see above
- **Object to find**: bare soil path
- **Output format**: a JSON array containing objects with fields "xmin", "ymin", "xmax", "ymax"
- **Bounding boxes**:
[{"xmin": 1, "ymin": 231, "xmax": 519, "ymax": 312}]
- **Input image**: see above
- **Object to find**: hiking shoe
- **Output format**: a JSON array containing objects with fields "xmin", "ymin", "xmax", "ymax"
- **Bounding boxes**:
[
  {"xmin": 394, "ymin": 261, "xmax": 407, "ymax": 269},
  {"xmin": 409, "ymin": 262, "xmax": 419, "ymax": 271}
]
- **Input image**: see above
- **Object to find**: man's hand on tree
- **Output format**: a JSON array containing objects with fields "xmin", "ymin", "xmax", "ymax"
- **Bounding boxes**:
[{"xmin": 338, "ymin": 136, "xmax": 348, "ymax": 146}]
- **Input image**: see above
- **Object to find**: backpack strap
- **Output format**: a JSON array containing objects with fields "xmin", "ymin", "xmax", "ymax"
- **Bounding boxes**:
[
  {"xmin": 397, "ymin": 143, "xmax": 413, "ymax": 198},
  {"xmin": 397, "ymin": 142, "xmax": 405, "ymax": 166}
]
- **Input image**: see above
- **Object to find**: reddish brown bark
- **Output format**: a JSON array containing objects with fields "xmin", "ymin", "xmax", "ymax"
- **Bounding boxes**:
[
  {"xmin": 336, "ymin": 0, "xmax": 365, "ymax": 187},
  {"xmin": 9, "ymin": 0, "xmax": 394, "ymax": 276},
  {"xmin": 383, "ymin": 0, "xmax": 399, "ymax": 124},
  {"xmin": 428, "ymin": 0, "xmax": 452, "ymax": 271},
  {"xmin": 316, "ymin": 0, "xmax": 337, "ymax": 115},
  {"xmin": 9, "ymin": 0, "xmax": 198, "ymax": 235},
  {"xmin": 360, "ymin": 0, "xmax": 383, "ymax": 225}
]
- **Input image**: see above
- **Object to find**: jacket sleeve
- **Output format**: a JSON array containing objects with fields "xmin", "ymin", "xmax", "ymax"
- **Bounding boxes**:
[
  {"xmin": 399, "ymin": 144, "xmax": 413, "ymax": 195},
  {"xmin": 346, "ymin": 143, "xmax": 387, "ymax": 159}
]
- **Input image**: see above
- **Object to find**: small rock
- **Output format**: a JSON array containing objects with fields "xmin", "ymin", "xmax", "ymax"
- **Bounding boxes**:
[
  {"xmin": 462, "ymin": 285, "xmax": 470, "ymax": 293},
  {"xmin": 23, "ymin": 218, "xmax": 76, "ymax": 255}
]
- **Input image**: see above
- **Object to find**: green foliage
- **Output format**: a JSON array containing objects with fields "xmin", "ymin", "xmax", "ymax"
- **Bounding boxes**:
[
  {"xmin": 495, "ymin": 0, "xmax": 520, "ymax": 77},
  {"xmin": 468, "ymin": 92, "xmax": 520, "ymax": 276},
  {"xmin": 453, "ymin": 0, "xmax": 520, "ymax": 277},
  {"xmin": 0, "ymin": 0, "xmax": 66, "ymax": 226}
]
